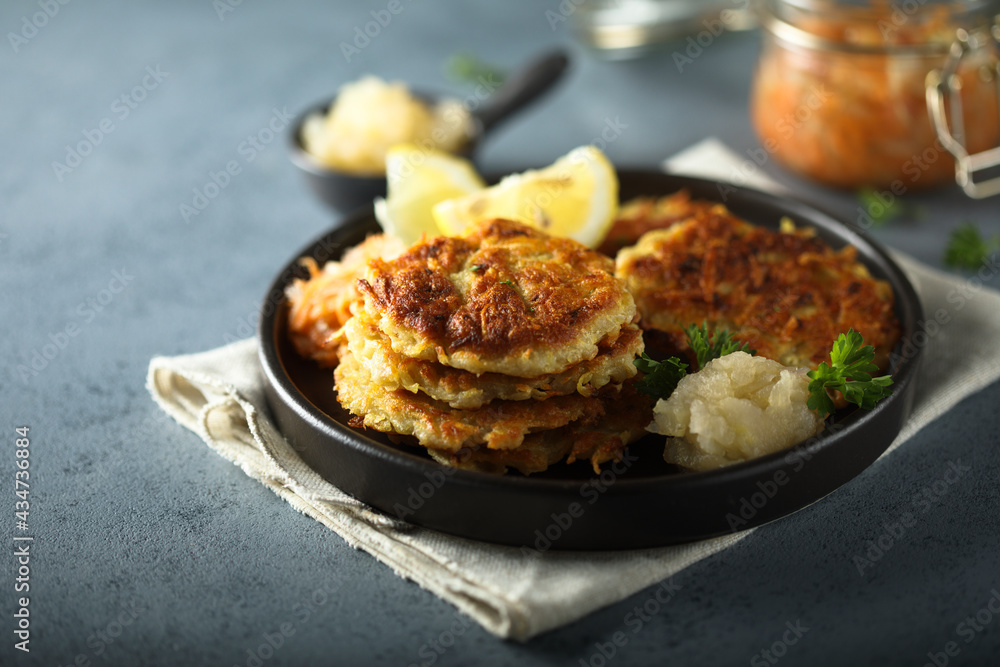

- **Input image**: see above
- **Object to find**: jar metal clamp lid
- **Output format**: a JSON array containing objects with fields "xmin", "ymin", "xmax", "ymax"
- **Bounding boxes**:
[{"xmin": 926, "ymin": 14, "xmax": 1000, "ymax": 198}]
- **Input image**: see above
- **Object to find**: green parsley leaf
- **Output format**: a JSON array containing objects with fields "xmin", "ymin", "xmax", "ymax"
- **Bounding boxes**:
[
  {"xmin": 943, "ymin": 222, "xmax": 1000, "ymax": 271},
  {"xmin": 685, "ymin": 321, "xmax": 755, "ymax": 370},
  {"xmin": 857, "ymin": 187, "xmax": 903, "ymax": 226},
  {"xmin": 856, "ymin": 189, "xmax": 928, "ymax": 226},
  {"xmin": 445, "ymin": 53, "xmax": 506, "ymax": 87},
  {"xmin": 807, "ymin": 329, "xmax": 893, "ymax": 418},
  {"xmin": 634, "ymin": 353, "xmax": 688, "ymax": 400},
  {"xmin": 633, "ymin": 323, "xmax": 752, "ymax": 401}
]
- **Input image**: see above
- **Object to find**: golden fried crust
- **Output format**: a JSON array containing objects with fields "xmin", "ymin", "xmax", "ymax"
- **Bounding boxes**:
[
  {"xmin": 598, "ymin": 189, "xmax": 719, "ymax": 256},
  {"xmin": 344, "ymin": 311, "xmax": 643, "ymax": 409},
  {"xmin": 335, "ymin": 350, "xmax": 606, "ymax": 452},
  {"xmin": 616, "ymin": 205, "xmax": 901, "ymax": 369},
  {"xmin": 427, "ymin": 392, "xmax": 652, "ymax": 475},
  {"xmin": 357, "ymin": 219, "xmax": 636, "ymax": 377},
  {"xmin": 427, "ymin": 381, "xmax": 652, "ymax": 475}
]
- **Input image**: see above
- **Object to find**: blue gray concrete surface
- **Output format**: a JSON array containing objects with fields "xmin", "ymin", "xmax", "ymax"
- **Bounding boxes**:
[{"xmin": 2, "ymin": 1, "xmax": 999, "ymax": 665}]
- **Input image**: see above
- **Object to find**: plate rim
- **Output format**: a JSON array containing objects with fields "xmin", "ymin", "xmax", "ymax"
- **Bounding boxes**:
[{"xmin": 257, "ymin": 169, "xmax": 924, "ymax": 548}]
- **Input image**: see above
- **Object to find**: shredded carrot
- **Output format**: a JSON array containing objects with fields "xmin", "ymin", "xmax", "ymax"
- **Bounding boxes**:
[
  {"xmin": 752, "ymin": 4, "xmax": 999, "ymax": 189},
  {"xmin": 285, "ymin": 234, "xmax": 406, "ymax": 367}
]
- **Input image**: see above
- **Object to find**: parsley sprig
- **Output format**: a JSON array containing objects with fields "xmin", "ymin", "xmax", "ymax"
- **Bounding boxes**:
[
  {"xmin": 806, "ymin": 330, "xmax": 893, "ymax": 418},
  {"xmin": 943, "ymin": 222, "xmax": 1000, "ymax": 271},
  {"xmin": 634, "ymin": 323, "xmax": 752, "ymax": 399},
  {"xmin": 445, "ymin": 52, "xmax": 506, "ymax": 86},
  {"xmin": 856, "ymin": 187, "xmax": 925, "ymax": 226},
  {"xmin": 635, "ymin": 327, "xmax": 893, "ymax": 418},
  {"xmin": 685, "ymin": 321, "xmax": 755, "ymax": 370},
  {"xmin": 857, "ymin": 187, "xmax": 902, "ymax": 226},
  {"xmin": 634, "ymin": 355, "xmax": 688, "ymax": 400}
]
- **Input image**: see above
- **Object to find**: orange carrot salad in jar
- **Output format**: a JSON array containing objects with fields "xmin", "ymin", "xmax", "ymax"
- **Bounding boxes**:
[{"xmin": 751, "ymin": 0, "xmax": 1000, "ymax": 190}]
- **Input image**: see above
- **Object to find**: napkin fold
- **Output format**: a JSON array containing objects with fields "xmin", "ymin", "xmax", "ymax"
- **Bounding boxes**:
[{"xmin": 147, "ymin": 140, "xmax": 1000, "ymax": 641}]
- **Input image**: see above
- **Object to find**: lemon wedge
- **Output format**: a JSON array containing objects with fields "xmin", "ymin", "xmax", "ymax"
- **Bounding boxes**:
[
  {"xmin": 432, "ymin": 145, "xmax": 618, "ymax": 248},
  {"xmin": 373, "ymin": 143, "xmax": 485, "ymax": 246}
]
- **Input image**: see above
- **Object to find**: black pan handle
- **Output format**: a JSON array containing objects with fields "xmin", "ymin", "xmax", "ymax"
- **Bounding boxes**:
[{"xmin": 473, "ymin": 50, "xmax": 570, "ymax": 136}]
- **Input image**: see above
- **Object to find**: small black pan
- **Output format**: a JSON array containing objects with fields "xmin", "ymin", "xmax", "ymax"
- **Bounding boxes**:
[{"xmin": 287, "ymin": 50, "xmax": 570, "ymax": 212}]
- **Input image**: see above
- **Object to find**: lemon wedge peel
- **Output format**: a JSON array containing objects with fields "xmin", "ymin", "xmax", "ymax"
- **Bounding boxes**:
[
  {"xmin": 432, "ymin": 145, "xmax": 618, "ymax": 249},
  {"xmin": 373, "ymin": 143, "xmax": 485, "ymax": 246}
]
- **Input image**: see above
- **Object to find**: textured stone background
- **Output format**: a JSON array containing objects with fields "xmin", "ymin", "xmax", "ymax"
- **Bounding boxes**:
[{"xmin": 2, "ymin": 1, "xmax": 999, "ymax": 665}]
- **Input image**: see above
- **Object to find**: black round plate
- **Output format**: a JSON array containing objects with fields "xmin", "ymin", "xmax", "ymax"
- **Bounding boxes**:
[{"xmin": 258, "ymin": 170, "xmax": 923, "ymax": 551}]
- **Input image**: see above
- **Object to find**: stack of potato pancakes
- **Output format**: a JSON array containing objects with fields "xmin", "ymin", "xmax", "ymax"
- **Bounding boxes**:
[{"xmin": 333, "ymin": 218, "xmax": 650, "ymax": 474}]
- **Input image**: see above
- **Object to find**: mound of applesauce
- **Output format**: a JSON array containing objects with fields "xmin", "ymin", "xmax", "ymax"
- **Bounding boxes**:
[{"xmin": 301, "ymin": 76, "xmax": 473, "ymax": 175}]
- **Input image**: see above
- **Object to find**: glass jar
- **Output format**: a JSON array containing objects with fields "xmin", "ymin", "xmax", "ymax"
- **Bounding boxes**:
[
  {"xmin": 751, "ymin": 0, "xmax": 1000, "ymax": 194},
  {"xmin": 571, "ymin": 0, "xmax": 755, "ymax": 60}
]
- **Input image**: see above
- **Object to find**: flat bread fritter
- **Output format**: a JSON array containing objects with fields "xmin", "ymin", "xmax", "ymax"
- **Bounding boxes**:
[
  {"xmin": 615, "ymin": 205, "xmax": 900, "ymax": 369},
  {"xmin": 356, "ymin": 219, "xmax": 636, "ymax": 378},
  {"xmin": 343, "ymin": 311, "xmax": 642, "ymax": 409}
]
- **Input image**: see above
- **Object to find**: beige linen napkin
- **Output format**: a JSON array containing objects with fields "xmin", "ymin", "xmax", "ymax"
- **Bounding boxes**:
[{"xmin": 147, "ymin": 140, "xmax": 1000, "ymax": 641}]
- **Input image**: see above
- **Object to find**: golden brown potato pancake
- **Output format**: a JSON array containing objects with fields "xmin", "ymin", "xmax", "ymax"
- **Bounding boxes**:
[
  {"xmin": 334, "ymin": 347, "xmax": 651, "ymax": 475},
  {"xmin": 615, "ymin": 204, "xmax": 900, "ymax": 369},
  {"xmin": 335, "ymin": 349, "xmax": 644, "ymax": 454},
  {"xmin": 426, "ymin": 382, "xmax": 651, "ymax": 475},
  {"xmin": 344, "ymin": 311, "xmax": 642, "ymax": 409},
  {"xmin": 356, "ymin": 219, "xmax": 636, "ymax": 378},
  {"xmin": 598, "ymin": 189, "xmax": 719, "ymax": 256}
]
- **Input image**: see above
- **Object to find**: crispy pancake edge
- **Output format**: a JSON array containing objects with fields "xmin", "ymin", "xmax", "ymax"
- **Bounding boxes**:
[{"xmin": 357, "ymin": 219, "xmax": 636, "ymax": 377}]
